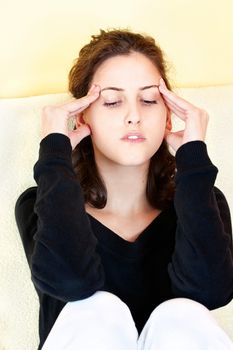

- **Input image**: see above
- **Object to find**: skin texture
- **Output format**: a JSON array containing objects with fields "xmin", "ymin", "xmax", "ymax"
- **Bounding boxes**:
[
  {"xmin": 82, "ymin": 52, "xmax": 171, "ymax": 168},
  {"xmin": 41, "ymin": 52, "xmax": 208, "ymax": 154},
  {"xmin": 41, "ymin": 51, "xmax": 209, "ymax": 239}
]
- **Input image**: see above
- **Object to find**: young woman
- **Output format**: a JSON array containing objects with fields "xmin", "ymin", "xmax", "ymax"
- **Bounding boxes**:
[{"xmin": 15, "ymin": 29, "xmax": 233, "ymax": 349}]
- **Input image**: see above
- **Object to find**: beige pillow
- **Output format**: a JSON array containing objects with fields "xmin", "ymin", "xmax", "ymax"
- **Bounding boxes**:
[{"xmin": 1, "ymin": 86, "xmax": 233, "ymax": 350}]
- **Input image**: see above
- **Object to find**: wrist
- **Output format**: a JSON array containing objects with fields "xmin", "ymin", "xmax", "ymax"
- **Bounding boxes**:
[
  {"xmin": 175, "ymin": 141, "xmax": 213, "ymax": 173},
  {"xmin": 39, "ymin": 133, "xmax": 72, "ymax": 158}
]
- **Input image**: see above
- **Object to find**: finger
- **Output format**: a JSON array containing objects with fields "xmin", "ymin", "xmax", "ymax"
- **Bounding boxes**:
[
  {"xmin": 60, "ymin": 85, "xmax": 100, "ymax": 115},
  {"xmin": 159, "ymin": 79, "xmax": 195, "ymax": 111},
  {"xmin": 167, "ymin": 129, "xmax": 185, "ymax": 137},
  {"xmin": 165, "ymin": 129, "xmax": 184, "ymax": 151},
  {"xmin": 162, "ymin": 99, "xmax": 187, "ymax": 120},
  {"xmin": 162, "ymin": 96, "xmax": 185, "ymax": 114},
  {"xmin": 160, "ymin": 87, "xmax": 192, "ymax": 111},
  {"xmin": 161, "ymin": 92, "xmax": 189, "ymax": 113},
  {"xmin": 160, "ymin": 88, "xmax": 185, "ymax": 113},
  {"xmin": 68, "ymin": 124, "xmax": 91, "ymax": 149}
]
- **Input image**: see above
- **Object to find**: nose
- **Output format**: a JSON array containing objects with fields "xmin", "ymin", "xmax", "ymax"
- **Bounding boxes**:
[{"xmin": 124, "ymin": 104, "xmax": 141, "ymax": 125}]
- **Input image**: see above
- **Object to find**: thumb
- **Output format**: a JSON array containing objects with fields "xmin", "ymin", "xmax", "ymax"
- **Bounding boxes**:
[
  {"xmin": 68, "ymin": 124, "xmax": 91, "ymax": 150},
  {"xmin": 165, "ymin": 130, "xmax": 184, "ymax": 152}
]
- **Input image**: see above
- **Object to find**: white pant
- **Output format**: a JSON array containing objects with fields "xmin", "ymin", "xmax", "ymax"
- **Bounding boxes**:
[{"xmin": 42, "ymin": 291, "xmax": 233, "ymax": 350}]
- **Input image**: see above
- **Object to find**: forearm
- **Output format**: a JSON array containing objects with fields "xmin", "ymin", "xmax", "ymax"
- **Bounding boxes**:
[
  {"xmin": 169, "ymin": 141, "xmax": 233, "ymax": 309},
  {"xmin": 32, "ymin": 133, "xmax": 105, "ymax": 301}
]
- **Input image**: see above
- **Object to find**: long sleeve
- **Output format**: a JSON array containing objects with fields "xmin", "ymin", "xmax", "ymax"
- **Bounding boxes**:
[
  {"xmin": 168, "ymin": 141, "xmax": 233, "ymax": 309},
  {"xmin": 31, "ymin": 133, "xmax": 105, "ymax": 301}
]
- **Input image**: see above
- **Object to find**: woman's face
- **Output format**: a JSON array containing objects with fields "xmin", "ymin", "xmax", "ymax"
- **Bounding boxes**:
[{"xmin": 83, "ymin": 52, "xmax": 170, "ymax": 167}]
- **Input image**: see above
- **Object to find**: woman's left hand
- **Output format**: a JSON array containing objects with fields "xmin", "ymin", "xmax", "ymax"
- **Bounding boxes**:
[{"xmin": 159, "ymin": 78, "xmax": 209, "ymax": 152}]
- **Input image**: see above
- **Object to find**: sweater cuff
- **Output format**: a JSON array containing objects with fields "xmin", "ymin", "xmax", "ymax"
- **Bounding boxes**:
[
  {"xmin": 175, "ymin": 141, "xmax": 213, "ymax": 173},
  {"xmin": 39, "ymin": 133, "xmax": 72, "ymax": 159}
]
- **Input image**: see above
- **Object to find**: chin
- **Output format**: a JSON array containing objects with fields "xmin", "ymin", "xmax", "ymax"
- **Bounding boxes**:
[
  {"xmin": 94, "ymin": 146, "xmax": 156, "ymax": 168},
  {"xmin": 114, "ymin": 154, "xmax": 152, "ymax": 167}
]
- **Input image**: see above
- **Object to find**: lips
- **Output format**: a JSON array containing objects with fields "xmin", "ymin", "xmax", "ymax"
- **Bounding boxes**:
[{"xmin": 121, "ymin": 132, "xmax": 146, "ymax": 142}]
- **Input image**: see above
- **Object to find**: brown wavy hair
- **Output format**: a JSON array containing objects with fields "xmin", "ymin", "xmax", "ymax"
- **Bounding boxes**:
[{"xmin": 69, "ymin": 29, "xmax": 176, "ymax": 210}]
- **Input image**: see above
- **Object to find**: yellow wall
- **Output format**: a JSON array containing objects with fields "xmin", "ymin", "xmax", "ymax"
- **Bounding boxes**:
[{"xmin": 1, "ymin": 0, "xmax": 233, "ymax": 98}]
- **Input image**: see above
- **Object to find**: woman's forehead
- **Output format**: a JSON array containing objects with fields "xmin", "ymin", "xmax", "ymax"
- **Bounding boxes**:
[
  {"xmin": 92, "ymin": 52, "xmax": 161, "ymax": 85},
  {"xmin": 100, "ymin": 84, "xmax": 159, "ymax": 93},
  {"xmin": 100, "ymin": 85, "xmax": 160, "ymax": 98}
]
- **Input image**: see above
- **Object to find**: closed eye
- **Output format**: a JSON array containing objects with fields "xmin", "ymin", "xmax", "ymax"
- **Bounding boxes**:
[
  {"xmin": 103, "ymin": 100, "xmax": 157, "ymax": 107},
  {"xmin": 142, "ymin": 100, "xmax": 158, "ymax": 105},
  {"xmin": 103, "ymin": 101, "xmax": 121, "ymax": 107}
]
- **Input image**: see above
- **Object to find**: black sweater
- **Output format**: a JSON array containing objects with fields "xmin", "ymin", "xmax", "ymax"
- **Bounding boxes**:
[{"xmin": 15, "ymin": 133, "xmax": 233, "ymax": 349}]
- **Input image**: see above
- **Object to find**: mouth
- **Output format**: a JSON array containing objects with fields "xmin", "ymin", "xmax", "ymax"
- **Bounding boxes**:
[{"xmin": 121, "ymin": 133, "xmax": 146, "ymax": 143}]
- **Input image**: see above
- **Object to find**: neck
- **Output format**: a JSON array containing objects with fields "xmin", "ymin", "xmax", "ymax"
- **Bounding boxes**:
[{"xmin": 95, "ymin": 158, "xmax": 152, "ymax": 217}]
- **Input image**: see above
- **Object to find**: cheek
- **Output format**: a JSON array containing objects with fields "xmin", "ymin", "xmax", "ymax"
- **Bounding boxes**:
[
  {"xmin": 147, "ymin": 107, "xmax": 167, "ymax": 130},
  {"xmin": 84, "ymin": 107, "xmax": 120, "ymax": 135},
  {"xmin": 83, "ymin": 102, "xmax": 108, "ymax": 124}
]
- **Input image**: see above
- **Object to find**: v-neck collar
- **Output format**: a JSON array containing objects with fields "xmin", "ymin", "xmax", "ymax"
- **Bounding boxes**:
[{"xmin": 87, "ymin": 204, "xmax": 175, "ymax": 259}]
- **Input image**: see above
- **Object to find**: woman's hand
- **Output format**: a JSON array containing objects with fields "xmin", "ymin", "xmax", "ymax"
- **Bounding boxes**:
[
  {"xmin": 41, "ymin": 84, "xmax": 100, "ymax": 149},
  {"xmin": 159, "ymin": 78, "xmax": 209, "ymax": 152}
]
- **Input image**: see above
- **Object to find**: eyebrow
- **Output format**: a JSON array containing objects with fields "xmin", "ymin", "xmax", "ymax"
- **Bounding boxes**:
[{"xmin": 101, "ymin": 84, "xmax": 159, "ymax": 92}]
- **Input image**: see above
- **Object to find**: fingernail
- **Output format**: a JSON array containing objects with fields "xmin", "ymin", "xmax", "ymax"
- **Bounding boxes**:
[
  {"xmin": 87, "ymin": 84, "xmax": 96, "ymax": 95},
  {"xmin": 159, "ymin": 78, "xmax": 166, "ymax": 87},
  {"xmin": 89, "ymin": 84, "xmax": 100, "ymax": 96},
  {"xmin": 93, "ymin": 84, "xmax": 100, "ymax": 93}
]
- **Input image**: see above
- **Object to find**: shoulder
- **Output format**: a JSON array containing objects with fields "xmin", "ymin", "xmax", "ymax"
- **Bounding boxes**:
[
  {"xmin": 214, "ymin": 186, "xmax": 231, "ymax": 214},
  {"xmin": 15, "ymin": 187, "xmax": 37, "ymax": 221},
  {"xmin": 214, "ymin": 186, "xmax": 228, "ymax": 202},
  {"xmin": 15, "ymin": 187, "xmax": 37, "ymax": 208},
  {"xmin": 213, "ymin": 186, "xmax": 232, "ymax": 235}
]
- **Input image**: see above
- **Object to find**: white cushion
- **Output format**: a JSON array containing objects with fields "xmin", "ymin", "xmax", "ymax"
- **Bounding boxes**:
[{"xmin": 1, "ymin": 86, "xmax": 233, "ymax": 349}]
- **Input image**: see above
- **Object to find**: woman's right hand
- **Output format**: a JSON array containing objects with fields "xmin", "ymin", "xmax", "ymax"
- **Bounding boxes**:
[{"xmin": 41, "ymin": 84, "xmax": 100, "ymax": 149}]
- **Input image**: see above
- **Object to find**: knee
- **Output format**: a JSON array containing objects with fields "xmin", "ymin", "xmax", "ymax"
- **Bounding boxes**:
[
  {"xmin": 147, "ymin": 297, "xmax": 218, "ymax": 332},
  {"xmin": 66, "ymin": 291, "xmax": 132, "ymax": 321},
  {"xmin": 152, "ymin": 297, "xmax": 212, "ymax": 321},
  {"xmin": 139, "ymin": 298, "xmax": 220, "ymax": 349},
  {"xmin": 87, "ymin": 291, "xmax": 128, "ymax": 310},
  {"xmin": 67, "ymin": 291, "xmax": 137, "ymax": 338}
]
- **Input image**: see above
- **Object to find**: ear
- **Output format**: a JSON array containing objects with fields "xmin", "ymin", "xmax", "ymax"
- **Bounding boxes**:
[
  {"xmin": 75, "ymin": 112, "xmax": 86, "ymax": 128},
  {"xmin": 165, "ymin": 109, "xmax": 172, "ymax": 131}
]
